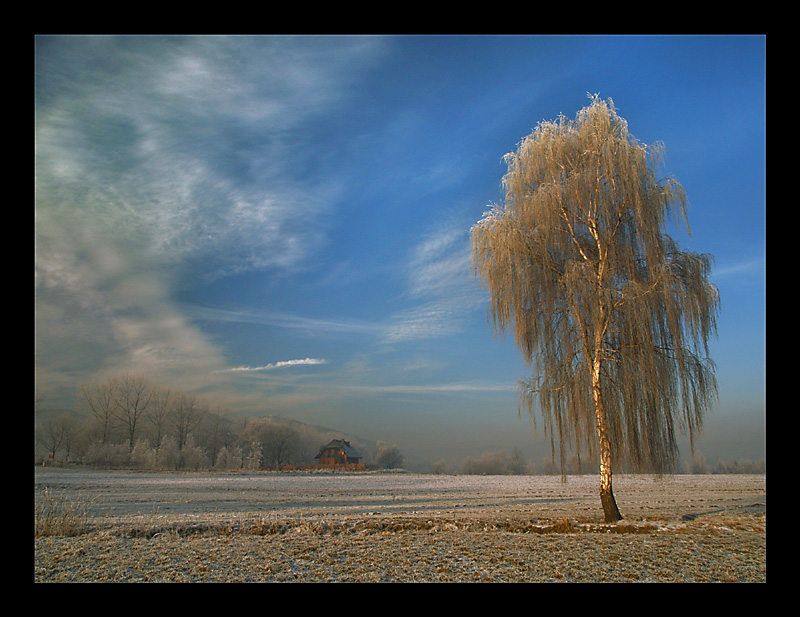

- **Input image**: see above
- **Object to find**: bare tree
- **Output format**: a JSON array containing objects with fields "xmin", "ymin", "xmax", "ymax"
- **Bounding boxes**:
[
  {"xmin": 112, "ymin": 374, "xmax": 154, "ymax": 452},
  {"xmin": 263, "ymin": 423, "xmax": 300, "ymax": 468},
  {"xmin": 169, "ymin": 392, "xmax": 206, "ymax": 451},
  {"xmin": 39, "ymin": 414, "xmax": 75, "ymax": 462},
  {"xmin": 199, "ymin": 407, "xmax": 235, "ymax": 468},
  {"xmin": 81, "ymin": 381, "xmax": 117, "ymax": 445},
  {"xmin": 471, "ymin": 96, "xmax": 719, "ymax": 522},
  {"xmin": 240, "ymin": 417, "xmax": 299, "ymax": 468},
  {"xmin": 145, "ymin": 387, "xmax": 173, "ymax": 449}
]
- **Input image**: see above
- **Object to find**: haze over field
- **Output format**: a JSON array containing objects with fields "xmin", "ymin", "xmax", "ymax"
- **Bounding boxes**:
[{"xmin": 35, "ymin": 35, "xmax": 766, "ymax": 468}]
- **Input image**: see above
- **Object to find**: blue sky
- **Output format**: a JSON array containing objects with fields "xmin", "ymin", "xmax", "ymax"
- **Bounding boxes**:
[{"xmin": 35, "ymin": 35, "xmax": 766, "ymax": 468}]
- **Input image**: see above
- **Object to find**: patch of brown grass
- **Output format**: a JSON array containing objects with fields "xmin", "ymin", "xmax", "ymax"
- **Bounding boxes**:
[{"xmin": 34, "ymin": 488, "xmax": 90, "ymax": 537}]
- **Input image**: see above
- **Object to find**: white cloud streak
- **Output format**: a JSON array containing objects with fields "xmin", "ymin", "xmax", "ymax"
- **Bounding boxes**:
[{"xmin": 223, "ymin": 358, "xmax": 328, "ymax": 372}]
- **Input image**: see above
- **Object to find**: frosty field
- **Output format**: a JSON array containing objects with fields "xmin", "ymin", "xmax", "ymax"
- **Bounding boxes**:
[{"xmin": 34, "ymin": 469, "xmax": 766, "ymax": 582}]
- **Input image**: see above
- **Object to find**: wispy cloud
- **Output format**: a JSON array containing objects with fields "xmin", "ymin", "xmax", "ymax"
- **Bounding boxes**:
[
  {"xmin": 189, "ymin": 305, "xmax": 383, "ymax": 337},
  {"xmin": 34, "ymin": 36, "xmax": 387, "ymax": 400},
  {"xmin": 386, "ymin": 216, "xmax": 485, "ymax": 343},
  {"xmin": 223, "ymin": 358, "xmax": 328, "ymax": 372},
  {"xmin": 712, "ymin": 256, "xmax": 765, "ymax": 280},
  {"xmin": 385, "ymin": 298, "xmax": 473, "ymax": 343}
]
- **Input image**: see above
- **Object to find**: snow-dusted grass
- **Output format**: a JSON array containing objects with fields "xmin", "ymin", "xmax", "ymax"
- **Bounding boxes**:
[
  {"xmin": 34, "ymin": 468, "xmax": 764, "ymax": 524},
  {"xmin": 34, "ymin": 469, "xmax": 766, "ymax": 582}
]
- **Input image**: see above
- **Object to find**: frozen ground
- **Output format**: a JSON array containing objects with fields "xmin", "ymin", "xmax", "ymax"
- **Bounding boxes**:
[{"xmin": 34, "ymin": 469, "xmax": 766, "ymax": 582}]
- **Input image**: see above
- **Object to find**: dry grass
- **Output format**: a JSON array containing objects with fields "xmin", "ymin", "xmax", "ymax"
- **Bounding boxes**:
[
  {"xmin": 34, "ymin": 488, "xmax": 90, "ymax": 538},
  {"xmin": 35, "ymin": 509, "xmax": 766, "ymax": 582},
  {"xmin": 69, "ymin": 511, "xmax": 693, "ymax": 540}
]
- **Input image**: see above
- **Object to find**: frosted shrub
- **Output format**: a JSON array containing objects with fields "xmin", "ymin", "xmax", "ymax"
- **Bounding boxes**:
[
  {"xmin": 246, "ymin": 442, "xmax": 262, "ymax": 471},
  {"xmin": 156, "ymin": 436, "xmax": 179, "ymax": 470},
  {"xmin": 214, "ymin": 446, "xmax": 243, "ymax": 471},
  {"xmin": 180, "ymin": 435, "xmax": 208, "ymax": 470},
  {"xmin": 431, "ymin": 460, "xmax": 448, "ymax": 474},
  {"xmin": 84, "ymin": 442, "xmax": 132, "ymax": 468},
  {"xmin": 130, "ymin": 439, "xmax": 154, "ymax": 469}
]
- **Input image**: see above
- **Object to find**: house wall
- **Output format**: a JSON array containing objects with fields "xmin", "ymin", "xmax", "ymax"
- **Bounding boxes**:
[{"xmin": 319, "ymin": 447, "xmax": 350, "ymax": 467}]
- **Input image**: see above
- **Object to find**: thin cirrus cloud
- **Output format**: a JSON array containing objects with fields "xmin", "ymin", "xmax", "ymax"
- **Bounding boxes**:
[
  {"xmin": 384, "ymin": 217, "xmax": 486, "ymax": 343},
  {"xmin": 711, "ymin": 257, "xmax": 765, "ymax": 281},
  {"xmin": 223, "ymin": 358, "xmax": 329, "ymax": 372},
  {"xmin": 188, "ymin": 304, "xmax": 384, "ymax": 338}
]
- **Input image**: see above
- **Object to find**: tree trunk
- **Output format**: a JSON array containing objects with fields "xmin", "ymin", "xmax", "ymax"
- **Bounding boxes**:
[
  {"xmin": 599, "ymin": 446, "xmax": 622, "ymax": 523},
  {"xmin": 592, "ymin": 360, "xmax": 623, "ymax": 523}
]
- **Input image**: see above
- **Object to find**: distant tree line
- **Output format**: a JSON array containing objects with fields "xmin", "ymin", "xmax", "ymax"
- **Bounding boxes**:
[
  {"xmin": 427, "ymin": 448, "xmax": 764, "ymax": 476},
  {"xmin": 36, "ymin": 374, "xmax": 761, "ymax": 475},
  {"xmin": 459, "ymin": 446, "xmax": 530, "ymax": 475},
  {"xmin": 35, "ymin": 373, "xmax": 401, "ymax": 472},
  {"xmin": 683, "ymin": 451, "xmax": 765, "ymax": 475}
]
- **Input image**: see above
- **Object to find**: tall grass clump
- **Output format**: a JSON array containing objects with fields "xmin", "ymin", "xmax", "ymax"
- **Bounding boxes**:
[{"xmin": 35, "ymin": 488, "xmax": 90, "ymax": 537}]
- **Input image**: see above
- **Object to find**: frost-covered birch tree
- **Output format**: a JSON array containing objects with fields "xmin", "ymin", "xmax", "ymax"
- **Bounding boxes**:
[{"xmin": 470, "ymin": 96, "xmax": 719, "ymax": 522}]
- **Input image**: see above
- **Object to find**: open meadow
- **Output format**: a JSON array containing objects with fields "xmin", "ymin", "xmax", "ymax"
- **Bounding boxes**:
[{"xmin": 34, "ymin": 468, "xmax": 766, "ymax": 582}]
